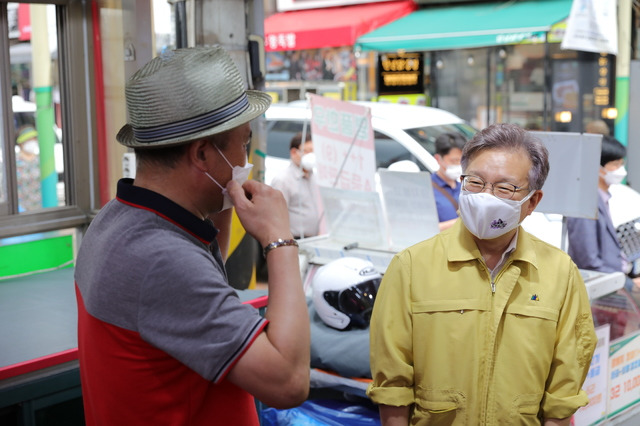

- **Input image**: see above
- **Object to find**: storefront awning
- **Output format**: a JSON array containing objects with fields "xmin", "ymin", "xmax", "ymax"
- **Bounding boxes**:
[
  {"xmin": 264, "ymin": 0, "xmax": 417, "ymax": 52},
  {"xmin": 355, "ymin": 0, "xmax": 572, "ymax": 52}
]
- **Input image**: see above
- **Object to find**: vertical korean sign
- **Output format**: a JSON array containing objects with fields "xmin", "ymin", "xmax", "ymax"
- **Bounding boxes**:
[
  {"xmin": 573, "ymin": 324, "xmax": 609, "ymax": 425},
  {"xmin": 308, "ymin": 94, "xmax": 376, "ymax": 191}
]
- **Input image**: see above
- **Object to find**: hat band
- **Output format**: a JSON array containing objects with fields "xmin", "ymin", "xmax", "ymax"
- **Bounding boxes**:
[{"xmin": 132, "ymin": 94, "xmax": 250, "ymax": 143}]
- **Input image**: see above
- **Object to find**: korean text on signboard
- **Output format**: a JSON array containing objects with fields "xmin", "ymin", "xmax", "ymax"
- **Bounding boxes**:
[
  {"xmin": 573, "ymin": 324, "xmax": 609, "ymax": 425},
  {"xmin": 309, "ymin": 94, "xmax": 376, "ymax": 192},
  {"xmin": 377, "ymin": 52, "xmax": 423, "ymax": 96},
  {"xmin": 608, "ymin": 330, "xmax": 640, "ymax": 417}
]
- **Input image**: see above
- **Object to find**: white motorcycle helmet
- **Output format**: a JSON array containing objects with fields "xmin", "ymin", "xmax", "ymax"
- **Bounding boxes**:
[{"xmin": 312, "ymin": 257, "xmax": 382, "ymax": 330}]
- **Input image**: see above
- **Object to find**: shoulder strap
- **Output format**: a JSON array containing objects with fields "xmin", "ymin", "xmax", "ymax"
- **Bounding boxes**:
[{"xmin": 432, "ymin": 180, "xmax": 459, "ymax": 211}]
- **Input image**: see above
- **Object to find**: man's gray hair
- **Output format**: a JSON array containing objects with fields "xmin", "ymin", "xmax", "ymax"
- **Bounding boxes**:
[{"xmin": 461, "ymin": 123, "xmax": 550, "ymax": 190}]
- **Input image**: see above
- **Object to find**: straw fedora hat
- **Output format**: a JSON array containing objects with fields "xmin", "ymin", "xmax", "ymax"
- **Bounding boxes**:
[{"xmin": 116, "ymin": 46, "xmax": 271, "ymax": 148}]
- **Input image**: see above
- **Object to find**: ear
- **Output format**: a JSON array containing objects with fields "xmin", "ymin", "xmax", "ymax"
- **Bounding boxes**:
[
  {"xmin": 525, "ymin": 190, "xmax": 543, "ymax": 215},
  {"xmin": 188, "ymin": 139, "xmax": 212, "ymax": 172}
]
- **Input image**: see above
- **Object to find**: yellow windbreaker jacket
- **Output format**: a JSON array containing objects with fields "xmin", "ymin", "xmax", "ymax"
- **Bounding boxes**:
[{"xmin": 368, "ymin": 220, "xmax": 597, "ymax": 425}]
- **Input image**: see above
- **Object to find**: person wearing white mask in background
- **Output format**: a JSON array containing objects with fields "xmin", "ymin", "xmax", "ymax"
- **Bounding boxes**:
[
  {"xmin": 567, "ymin": 135, "xmax": 640, "ymax": 292},
  {"xmin": 15, "ymin": 125, "xmax": 42, "ymax": 212},
  {"xmin": 271, "ymin": 131, "xmax": 321, "ymax": 239},
  {"xmin": 431, "ymin": 132, "xmax": 467, "ymax": 231},
  {"xmin": 368, "ymin": 123, "xmax": 596, "ymax": 426}
]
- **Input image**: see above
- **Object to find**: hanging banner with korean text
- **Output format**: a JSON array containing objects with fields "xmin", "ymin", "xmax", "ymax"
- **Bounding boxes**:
[
  {"xmin": 573, "ymin": 324, "xmax": 609, "ymax": 426},
  {"xmin": 561, "ymin": 0, "xmax": 618, "ymax": 55},
  {"xmin": 309, "ymin": 94, "xmax": 376, "ymax": 191}
]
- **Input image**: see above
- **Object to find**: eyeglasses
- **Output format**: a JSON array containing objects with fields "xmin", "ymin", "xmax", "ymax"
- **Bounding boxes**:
[{"xmin": 460, "ymin": 174, "xmax": 530, "ymax": 200}]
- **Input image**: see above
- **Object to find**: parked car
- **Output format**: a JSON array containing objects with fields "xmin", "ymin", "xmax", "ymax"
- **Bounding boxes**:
[{"xmin": 264, "ymin": 101, "xmax": 477, "ymax": 185}]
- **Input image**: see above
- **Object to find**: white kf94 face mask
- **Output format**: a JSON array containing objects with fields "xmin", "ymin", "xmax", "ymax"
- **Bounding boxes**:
[
  {"xmin": 603, "ymin": 165, "xmax": 627, "ymax": 186},
  {"xmin": 444, "ymin": 164, "xmax": 462, "ymax": 181},
  {"xmin": 458, "ymin": 190, "xmax": 535, "ymax": 240},
  {"xmin": 204, "ymin": 146, "xmax": 253, "ymax": 211}
]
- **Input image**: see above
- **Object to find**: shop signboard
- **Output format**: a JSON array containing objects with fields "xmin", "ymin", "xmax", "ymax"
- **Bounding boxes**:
[
  {"xmin": 309, "ymin": 94, "xmax": 376, "ymax": 192},
  {"xmin": 607, "ymin": 329, "xmax": 640, "ymax": 417},
  {"xmin": 573, "ymin": 324, "xmax": 610, "ymax": 426},
  {"xmin": 276, "ymin": 0, "xmax": 389, "ymax": 12},
  {"xmin": 377, "ymin": 52, "xmax": 423, "ymax": 96}
]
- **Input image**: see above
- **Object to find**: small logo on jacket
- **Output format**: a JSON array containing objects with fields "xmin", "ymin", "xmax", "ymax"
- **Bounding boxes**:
[
  {"xmin": 491, "ymin": 219, "xmax": 507, "ymax": 229},
  {"xmin": 530, "ymin": 294, "xmax": 540, "ymax": 301}
]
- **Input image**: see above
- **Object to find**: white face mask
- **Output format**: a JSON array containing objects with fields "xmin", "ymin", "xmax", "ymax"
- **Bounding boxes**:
[
  {"xmin": 301, "ymin": 152, "xmax": 316, "ymax": 172},
  {"xmin": 603, "ymin": 165, "xmax": 627, "ymax": 186},
  {"xmin": 204, "ymin": 146, "xmax": 253, "ymax": 211},
  {"xmin": 458, "ymin": 190, "xmax": 535, "ymax": 240},
  {"xmin": 21, "ymin": 141, "xmax": 40, "ymax": 156},
  {"xmin": 444, "ymin": 164, "xmax": 462, "ymax": 181}
]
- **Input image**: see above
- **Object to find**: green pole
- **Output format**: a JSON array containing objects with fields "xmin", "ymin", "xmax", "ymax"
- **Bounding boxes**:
[
  {"xmin": 30, "ymin": 4, "xmax": 57, "ymax": 208},
  {"xmin": 615, "ymin": 0, "xmax": 632, "ymax": 146},
  {"xmin": 34, "ymin": 86, "xmax": 57, "ymax": 207}
]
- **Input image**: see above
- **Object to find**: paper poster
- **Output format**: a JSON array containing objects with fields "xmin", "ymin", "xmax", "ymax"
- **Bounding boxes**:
[
  {"xmin": 308, "ymin": 94, "xmax": 376, "ymax": 192},
  {"xmin": 561, "ymin": 0, "xmax": 618, "ymax": 55},
  {"xmin": 573, "ymin": 324, "xmax": 610, "ymax": 425},
  {"xmin": 319, "ymin": 186, "xmax": 388, "ymax": 249},
  {"xmin": 607, "ymin": 329, "xmax": 640, "ymax": 416},
  {"xmin": 377, "ymin": 169, "xmax": 439, "ymax": 251}
]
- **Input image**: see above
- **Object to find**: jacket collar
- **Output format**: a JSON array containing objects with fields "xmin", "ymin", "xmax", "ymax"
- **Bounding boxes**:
[{"xmin": 446, "ymin": 219, "xmax": 538, "ymax": 270}]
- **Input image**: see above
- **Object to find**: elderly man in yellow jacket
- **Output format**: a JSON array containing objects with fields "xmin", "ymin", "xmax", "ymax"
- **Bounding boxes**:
[{"xmin": 368, "ymin": 123, "xmax": 597, "ymax": 426}]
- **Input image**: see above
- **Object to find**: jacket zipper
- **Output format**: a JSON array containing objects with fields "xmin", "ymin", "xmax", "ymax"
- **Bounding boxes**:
[{"xmin": 483, "ymin": 264, "xmax": 512, "ymax": 424}]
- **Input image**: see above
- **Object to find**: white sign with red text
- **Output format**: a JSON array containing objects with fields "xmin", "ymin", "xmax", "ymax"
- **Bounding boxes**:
[
  {"xmin": 573, "ymin": 324, "xmax": 609, "ymax": 426},
  {"xmin": 309, "ymin": 94, "xmax": 376, "ymax": 192}
]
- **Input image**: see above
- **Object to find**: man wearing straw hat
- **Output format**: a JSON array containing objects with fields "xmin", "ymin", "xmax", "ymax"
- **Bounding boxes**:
[{"xmin": 75, "ymin": 46, "xmax": 310, "ymax": 425}]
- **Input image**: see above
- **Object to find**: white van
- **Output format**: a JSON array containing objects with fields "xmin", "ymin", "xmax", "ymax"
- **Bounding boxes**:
[{"xmin": 264, "ymin": 101, "xmax": 476, "ymax": 184}]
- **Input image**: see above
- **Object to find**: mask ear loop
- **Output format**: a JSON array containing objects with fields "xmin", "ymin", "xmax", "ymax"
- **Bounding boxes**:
[
  {"xmin": 214, "ymin": 146, "xmax": 234, "ymax": 168},
  {"xmin": 205, "ymin": 146, "xmax": 235, "ymax": 193},
  {"xmin": 215, "ymin": 144, "xmax": 250, "ymax": 169},
  {"xmin": 204, "ymin": 171, "xmax": 226, "ymax": 192}
]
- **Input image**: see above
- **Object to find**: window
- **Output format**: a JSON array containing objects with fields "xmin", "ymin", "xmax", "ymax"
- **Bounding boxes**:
[
  {"xmin": 266, "ymin": 120, "xmax": 304, "ymax": 159},
  {"xmin": 374, "ymin": 131, "xmax": 425, "ymax": 171},
  {"xmin": 0, "ymin": 1, "xmax": 97, "ymax": 237}
]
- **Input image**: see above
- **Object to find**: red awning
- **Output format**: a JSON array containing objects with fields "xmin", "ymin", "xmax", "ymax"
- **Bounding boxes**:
[{"xmin": 264, "ymin": 0, "xmax": 417, "ymax": 52}]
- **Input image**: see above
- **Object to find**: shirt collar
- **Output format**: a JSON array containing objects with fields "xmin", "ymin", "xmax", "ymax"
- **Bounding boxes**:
[
  {"xmin": 447, "ymin": 220, "xmax": 538, "ymax": 270},
  {"xmin": 598, "ymin": 187, "xmax": 611, "ymax": 204},
  {"xmin": 115, "ymin": 178, "xmax": 218, "ymax": 244},
  {"xmin": 432, "ymin": 172, "xmax": 460, "ymax": 188}
]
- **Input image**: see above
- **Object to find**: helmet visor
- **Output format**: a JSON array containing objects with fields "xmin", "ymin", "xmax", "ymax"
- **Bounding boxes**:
[{"xmin": 337, "ymin": 278, "xmax": 381, "ymax": 316}]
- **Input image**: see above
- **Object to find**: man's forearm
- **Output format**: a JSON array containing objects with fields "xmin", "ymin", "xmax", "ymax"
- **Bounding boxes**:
[
  {"xmin": 544, "ymin": 417, "xmax": 571, "ymax": 426},
  {"xmin": 380, "ymin": 404, "xmax": 410, "ymax": 426}
]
